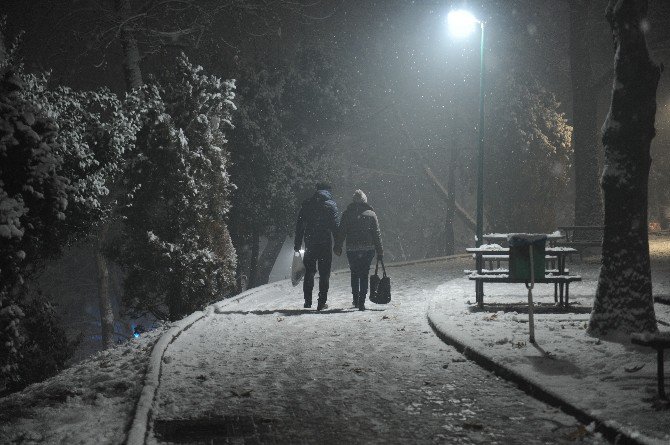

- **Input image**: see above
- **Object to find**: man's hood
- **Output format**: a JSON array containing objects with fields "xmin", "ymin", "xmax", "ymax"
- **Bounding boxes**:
[{"xmin": 315, "ymin": 189, "xmax": 334, "ymax": 202}]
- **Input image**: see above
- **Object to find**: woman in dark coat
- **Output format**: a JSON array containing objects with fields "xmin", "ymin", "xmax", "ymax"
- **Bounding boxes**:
[{"xmin": 334, "ymin": 190, "xmax": 383, "ymax": 311}]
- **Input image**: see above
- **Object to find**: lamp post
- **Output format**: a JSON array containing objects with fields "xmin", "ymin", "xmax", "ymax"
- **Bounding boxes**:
[{"xmin": 447, "ymin": 10, "xmax": 485, "ymax": 248}]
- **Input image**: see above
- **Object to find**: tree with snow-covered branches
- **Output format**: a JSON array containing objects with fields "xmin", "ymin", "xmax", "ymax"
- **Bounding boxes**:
[
  {"xmin": 228, "ymin": 44, "xmax": 348, "ymax": 289},
  {"xmin": 0, "ymin": 66, "xmax": 69, "ymax": 386},
  {"xmin": 588, "ymin": 0, "xmax": 661, "ymax": 336},
  {"xmin": 0, "ymin": 29, "xmax": 141, "ymax": 388},
  {"xmin": 484, "ymin": 74, "xmax": 573, "ymax": 233},
  {"xmin": 113, "ymin": 54, "xmax": 237, "ymax": 321},
  {"xmin": 33, "ymin": 85, "xmax": 142, "ymax": 350}
]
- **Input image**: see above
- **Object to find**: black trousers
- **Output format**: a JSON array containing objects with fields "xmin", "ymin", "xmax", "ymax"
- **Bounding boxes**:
[
  {"xmin": 303, "ymin": 242, "xmax": 332, "ymax": 302},
  {"xmin": 347, "ymin": 249, "xmax": 375, "ymax": 299}
]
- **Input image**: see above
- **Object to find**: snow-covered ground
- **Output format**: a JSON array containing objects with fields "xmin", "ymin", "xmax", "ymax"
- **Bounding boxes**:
[
  {"xmin": 428, "ymin": 252, "xmax": 670, "ymax": 444},
  {"xmin": 2, "ymin": 239, "xmax": 669, "ymax": 444},
  {"xmin": 148, "ymin": 257, "xmax": 605, "ymax": 444},
  {"xmin": 0, "ymin": 328, "xmax": 163, "ymax": 444}
]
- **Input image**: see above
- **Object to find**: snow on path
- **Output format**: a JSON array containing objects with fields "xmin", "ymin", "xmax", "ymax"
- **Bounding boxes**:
[{"xmin": 150, "ymin": 257, "xmax": 603, "ymax": 444}]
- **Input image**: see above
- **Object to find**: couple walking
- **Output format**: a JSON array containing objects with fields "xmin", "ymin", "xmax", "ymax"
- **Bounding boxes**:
[{"xmin": 294, "ymin": 183, "xmax": 384, "ymax": 311}]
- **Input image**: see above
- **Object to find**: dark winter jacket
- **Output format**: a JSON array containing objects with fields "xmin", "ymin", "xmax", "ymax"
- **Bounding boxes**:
[
  {"xmin": 335, "ymin": 202, "xmax": 383, "ymax": 256},
  {"xmin": 294, "ymin": 190, "xmax": 340, "ymax": 250}
]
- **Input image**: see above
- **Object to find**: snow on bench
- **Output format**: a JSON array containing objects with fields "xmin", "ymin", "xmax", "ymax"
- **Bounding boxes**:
[{"xmin": 467, "ymin": 273, "xmax": 582, "ymax": 306}]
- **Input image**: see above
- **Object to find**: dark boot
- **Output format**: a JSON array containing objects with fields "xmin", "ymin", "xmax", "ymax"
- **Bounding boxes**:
[
  {"xmin": 304, "ymin": 294, "xmax": 312, "ymax": 309},
  {"xmin": 352, "ymin": 292, "xmax": 359, "ymax": 307},
  {"xmin": 317, "ymin": 292, "xmax": 328, "ymax": 311},
  {"xmin": 358, "ymin": 294, "xmax": 366, "ymax": 311}
]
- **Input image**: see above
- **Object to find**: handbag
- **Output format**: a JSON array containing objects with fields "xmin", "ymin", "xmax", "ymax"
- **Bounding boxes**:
[
  {"xmin": 291, "ymin": 251, "xmax": 305, "ymax": 286},
  {"xmin": 369, "ymin": 258, "xmax": 391, "ymax": 304}
]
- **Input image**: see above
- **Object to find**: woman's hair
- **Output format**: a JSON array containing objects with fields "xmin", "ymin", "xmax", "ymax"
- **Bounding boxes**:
[{"xmin": 352, "ymin": 189, "xmax": 367, "ymax": 203}]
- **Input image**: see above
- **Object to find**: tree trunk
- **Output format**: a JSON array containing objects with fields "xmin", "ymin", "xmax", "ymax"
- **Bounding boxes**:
[
  {"xmin": 235, "ymin": 245, "xmax": 249, "ymax": 293},
  {"xmin": 253, "ymin": 233, "xmax": 286, "ymax": 286},
  {"xmin": 96, "ymin": 223, "xmax": 115, "ymax": 349},
  {"xmin": 588, "ymin": 0, "xmax": 661, "ymax": 336},
  {"xmin": 114, "ymin": 0, "xmax": 143, "ymax": 90},
  {"xmin": 0, "ymin": 31, "xmax": 6, "ymax": 64},
  {"xmin": 232, "ymin": 233, "xmax": 251, "ymax": 292},
  {"xmin": 93, "ymin": 0, "xmax": 144, "ymax": 342},
  {"xmin": 247, "ymin": 230, "xmax": 260, "ymax": 288},
  {"xmin": 423, "ymin": 166, "xmax": 476, "ymax": 232},
  {"xmin": 651, "ymin": 175, "xmax": 669, "ymax": 230},
  {"xmin": 569, "ymin": 1, "xmax": 604, "ymax": 228}
]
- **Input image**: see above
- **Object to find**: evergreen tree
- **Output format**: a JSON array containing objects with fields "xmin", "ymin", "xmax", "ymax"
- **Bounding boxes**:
[
  {"xmin": 0, "ymin": 66, "xmax": 67, "ymax": 385},
  {"xmin": 484, "ymin": 74, "xmax": 573, "ymax": 233},
  {"xmin": 0, "ymin": 28, "xmax": 139, "ymax": 389},
  {"xmin": 228, "ymin": 45, "xmax": 348, "ymax": 288},
  {"xmin": 4, "ymin": 297, "xmax": 76, "ymax": 393},
  {"xmin": 114, "ymin": 54, "xmax": 237, "ymax": 321}
]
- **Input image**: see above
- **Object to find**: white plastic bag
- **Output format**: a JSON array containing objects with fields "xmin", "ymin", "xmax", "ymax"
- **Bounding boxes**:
[{"xmin": 291, "ymin": 251, "xmax": 305, "ymax": 286}]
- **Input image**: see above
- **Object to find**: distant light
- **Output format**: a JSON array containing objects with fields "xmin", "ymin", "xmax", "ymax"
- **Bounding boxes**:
[
  {"xmin": 132, "ymin": 324, "xmax": 144, "ymax": 338},
  {"xmin": 447, "ymin": 10, "xmax": 479, "ymax": 38}
]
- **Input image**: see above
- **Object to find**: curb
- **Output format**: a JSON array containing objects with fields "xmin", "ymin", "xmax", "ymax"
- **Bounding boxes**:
[
  {"xmin": 124, "ymin": 284, "xmax": 280, "ymax": 445},
  {"xmin": 426, "ymin": 312, "xmax": 657, "ymax": 445}
]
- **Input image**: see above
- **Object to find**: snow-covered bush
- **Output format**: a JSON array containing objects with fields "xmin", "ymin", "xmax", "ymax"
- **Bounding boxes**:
[
  {"xmin": 0, "ymin": 67, "xmax": 70, "ymax": 383},
  {"xmin": 28, "ymin": 83, "xmax": 142, "ymax": 232},
  {"xmin": 484, "ymin": 74, "xmax": 573, "ymax": 232},
  {"xmin": 113, "ymin": 54, "xmax": 237, "ymax": 321},
  {"xmin": 0, "ymin": 30, "xmax": 140, "ymax": 390},
  {"xmin": 4, "ymin": 296, "xmax": 77, "ymax": 394}
]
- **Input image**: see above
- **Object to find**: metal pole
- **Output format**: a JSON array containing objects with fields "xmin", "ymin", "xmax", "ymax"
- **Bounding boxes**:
[
  {"xmin": 475, "ymin": 21, "xmax": 485, "ymax": 247},
  {"xmin": 528, "ymin": 244, "xmax": 536, "ymax": 344},
  {"xmin": 659, "ymin": 348, "xmax": 667, "ymax": 400}
]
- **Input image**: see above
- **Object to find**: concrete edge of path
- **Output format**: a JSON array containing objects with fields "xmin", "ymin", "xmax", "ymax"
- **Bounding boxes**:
[
  {"xmin": 124, "ymin": 285, "xmax": 276, "ymax": 445},
  {"xmin": 426, "ymin": 313, "xmax": 661, "ymax": 445}
]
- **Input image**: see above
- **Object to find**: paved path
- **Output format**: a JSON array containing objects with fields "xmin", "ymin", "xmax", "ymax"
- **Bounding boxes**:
[{"xmin": 151, "ymin": 257, "xmax": 604, "ymax": 444}]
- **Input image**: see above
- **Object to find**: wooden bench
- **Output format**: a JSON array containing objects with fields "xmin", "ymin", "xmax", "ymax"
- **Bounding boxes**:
[
  {"xmin": 467, "ymin": 273, "xmax": 582, "ymax": 306},
  {"xmin": 556, "ymin": 226, "xmax": 604, "ymax": 250},
  {"xmin": 464, "ymin": 268, "xmax": 568, "ymax": 275},
  {"xmin": 631, "ymin": 332, "xmax": 670, "ymax": 401},
  {"xmin": 476, "ymin": 254, "xmax": 559, "ymax": 270}
]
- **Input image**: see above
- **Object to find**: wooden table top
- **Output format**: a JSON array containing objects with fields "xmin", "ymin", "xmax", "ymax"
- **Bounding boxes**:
[{"xmin": 465, "ymin": 246, "xmax": 578, "ymax": 254}]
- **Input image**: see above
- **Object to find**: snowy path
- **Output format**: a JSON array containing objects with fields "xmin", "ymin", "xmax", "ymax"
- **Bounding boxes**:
[{"xmin": 150, "ymin": 257, "xmax": 603, "ymax": 444}]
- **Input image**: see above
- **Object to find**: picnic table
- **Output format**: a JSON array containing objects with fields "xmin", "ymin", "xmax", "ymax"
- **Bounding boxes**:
[
  {"xmin": 466, "ymin": 245, "xmax": 581, "ymax": 307},
  {"xmin": 482, "ymin": 232, "xmax": 565, "ymax": 269},
  {"xmin": 482, "ymin": 231, "xmax": 564, "ymax": 246}
]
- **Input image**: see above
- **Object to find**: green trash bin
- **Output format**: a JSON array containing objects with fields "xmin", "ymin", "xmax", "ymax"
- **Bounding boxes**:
[{"xmin": 507, "ymin": 234, "xmax": 547, "ymax": 282}]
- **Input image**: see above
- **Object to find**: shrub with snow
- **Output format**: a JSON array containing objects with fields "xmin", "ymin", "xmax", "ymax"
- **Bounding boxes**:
[
  {"xmin": 484, "ymin": 74, "xmax": 573, "ymax": 233},
  {"xmin": 0, "ymin": 32, "xmax": 140, "ymax": 391},
  {"xmin": 0, "ymin": 66, "xmax": 70, "ymax": 385},
  {"xmin": 114, "ymin": 54, "xmax": 237, "ymax": 321}
]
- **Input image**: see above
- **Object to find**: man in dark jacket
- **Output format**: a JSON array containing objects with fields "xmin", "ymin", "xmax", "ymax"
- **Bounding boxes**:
[
  {"xmin": 334, "ymin": 189, "xmax": 383, "ymax": 311},
  {"xmin": 294, "ymin": 182, "xmax": 340, "ymax": 310}
]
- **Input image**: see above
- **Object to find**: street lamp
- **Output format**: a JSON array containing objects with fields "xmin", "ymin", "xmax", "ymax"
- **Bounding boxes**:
[{"xmin": 447, "ymin": 9, "xmax": 485, "ymax": 249}]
